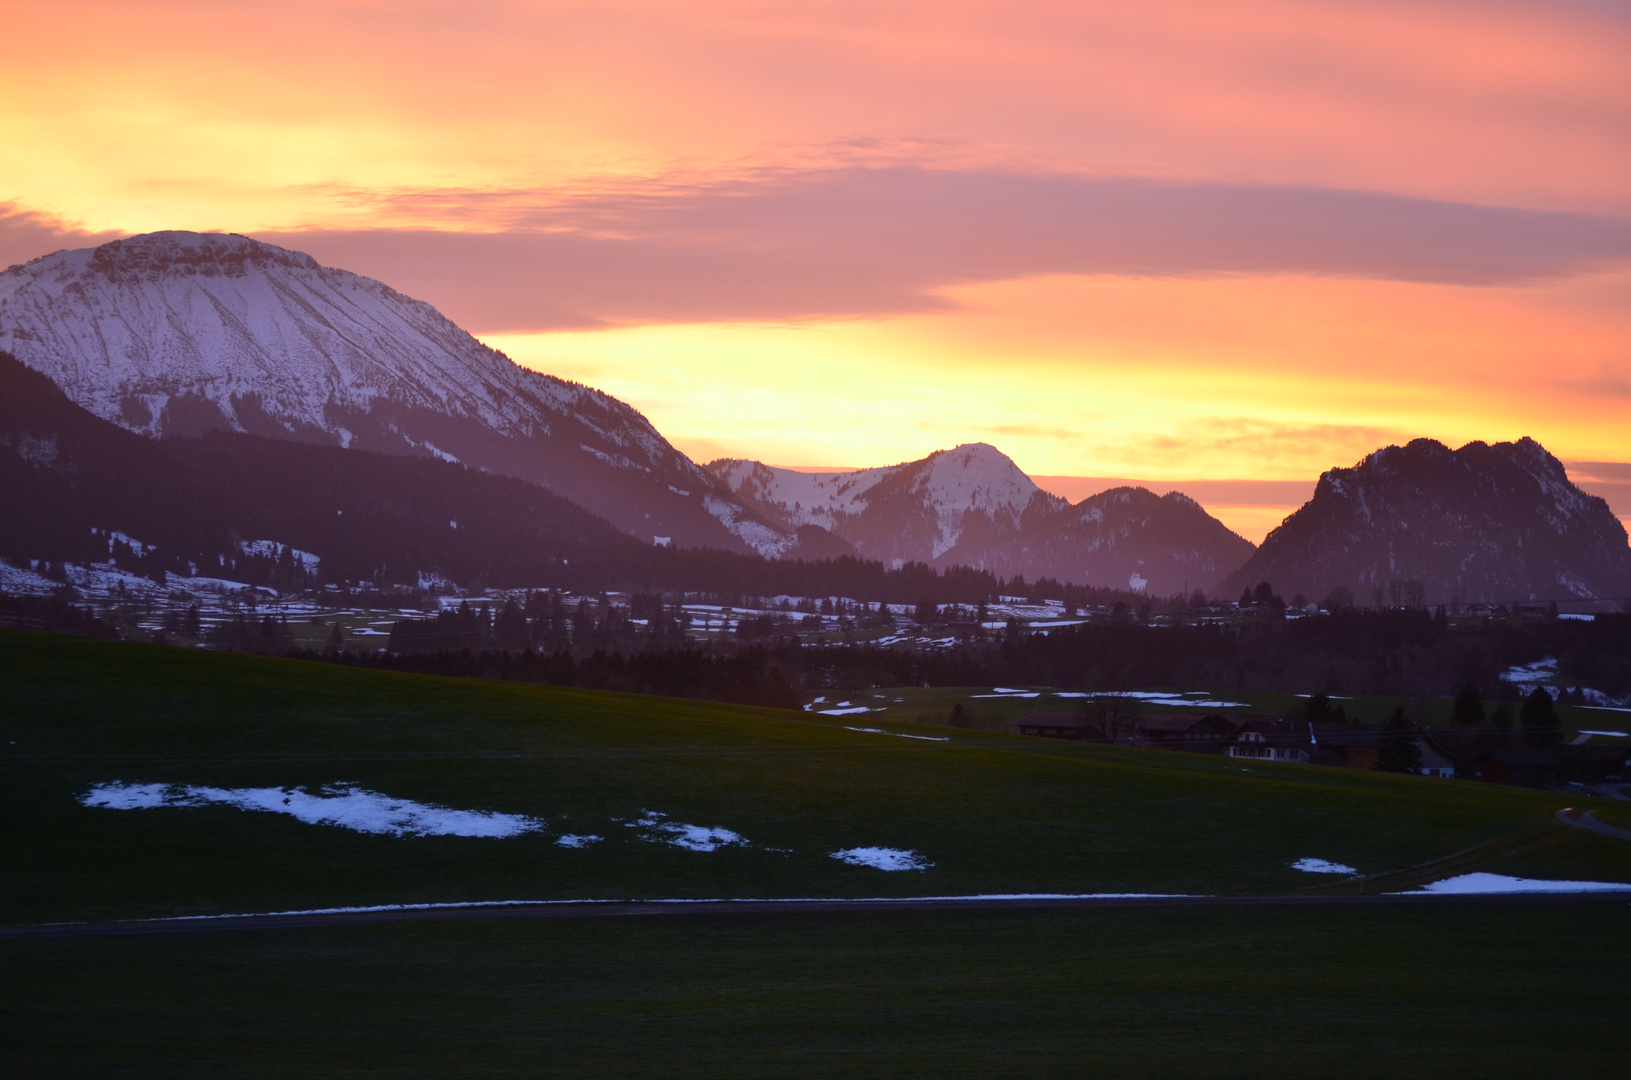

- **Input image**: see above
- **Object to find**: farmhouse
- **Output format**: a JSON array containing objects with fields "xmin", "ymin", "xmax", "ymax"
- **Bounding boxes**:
[
  {"xmin": 1225, "ymin": 729, "xmax": 1309, "ymax": 764},
  {"xmin": 1136, "ymin": 714, "xmax": 1238, "ymax": 751},
  {"xmin": 1475, "ymin": 748, "xmax": 1561, "ymax": 789},
  {"xmin": 1307, "ymin": 724, "xmax": 1382, "ymax": 770},
  {"xmin": 1015, "ymin": 712, "xmax": 1099, "ymax": 739}
]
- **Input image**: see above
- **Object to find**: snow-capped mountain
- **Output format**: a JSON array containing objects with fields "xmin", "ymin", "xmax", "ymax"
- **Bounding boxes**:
[
  {"xmin": 709, "ymin": 443, "xmax": 1051, "ymax": 564},
  {"xmin": 707, "ymin": 444, "xmax": 1254, "ymax": 593},
  {"xmin": 1222, "ymin": 437, "xmax": 1631, "ymax": 603},
  {"xmin": 0, "ymin": 231, "xmax": 791, "ymax": 555}
]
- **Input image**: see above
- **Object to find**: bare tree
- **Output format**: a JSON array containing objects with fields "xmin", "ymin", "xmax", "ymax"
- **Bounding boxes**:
[{"xmin": 1087, "ymin": 696, "xmax": 1141, "ymax": 742}]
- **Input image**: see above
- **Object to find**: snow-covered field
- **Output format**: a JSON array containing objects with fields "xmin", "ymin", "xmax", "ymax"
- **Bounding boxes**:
[
  {"xmin": 967, "ymin": 687, "xmax": 1248, "ymax": 708},
  {"xmin": 830, "ymin": 847, "xmax": 933, "ymax": 871},
  {"xmin": 1501, "ymin": 658, "xmax": 1559, "ymax": 685},
  {"xmin": 627, "ymin": 811, "xmax": 749, "ymax": 852},
  {"xmin": 82, "ymin": 782, "xmax": 545, "ymax": 838},
  {"xmin": 842, "ymin": 726, "xmax": 949, "ymax": 742},
  {"xmin": 1403, "ymin": 873, "xmax": 1631, "ymax": 895}
]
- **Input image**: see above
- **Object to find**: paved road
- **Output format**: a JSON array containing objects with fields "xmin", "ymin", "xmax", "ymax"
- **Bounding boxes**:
[
  {"xmin": 1557, "ymin": 808, "xmax": 1631, "ymax": 842},
  {"xmin": 4, "ymin": 889, "xmax": 1628, "ymax": 941}
]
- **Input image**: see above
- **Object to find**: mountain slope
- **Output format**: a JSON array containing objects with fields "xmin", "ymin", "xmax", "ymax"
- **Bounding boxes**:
[
  {"xmin": 0, "ymin": 231, "xmax": 791, "ymax": 555},
  {"xmin": 1223, "ymin": 437, "xmax": 1631, "ymax": 603},
  {"xmin": 0, "ymin": 349, "xmax": 662, "ymax": 589},
  {"xmin": 708, "ymin": 444, "xmax": 1254, "ymax": 593},
  {"xmin": 949, "ymin": 486, "xmax": 1258, "ymax": 595},
  {"xmin": 709, "ymin": 443, "xmax": 1048, "ymax": 564}
]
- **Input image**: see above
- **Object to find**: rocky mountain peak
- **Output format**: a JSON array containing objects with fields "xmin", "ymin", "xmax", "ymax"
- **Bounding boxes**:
[
  {"xmin": 1226, "ymin": 436, "xmax": 1631, "ymax": 603},
  {"xmin": 81, "ymin": 231, "xmax": 323, "ymax": 283}
]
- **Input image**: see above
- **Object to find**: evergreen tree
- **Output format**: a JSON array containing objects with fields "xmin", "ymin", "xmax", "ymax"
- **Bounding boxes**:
[
  {"xmin": 1375, "ymin": 707, "xmax": 1422, "ymax": 773},
  {"xmin": 1520, "ymin": 687, "xmax": 1562, "ymax": 749},
  {"xmin": 1301, "ymin": 692, "xmax": 1341, "ymax": 725},
  {"xmin": 1450, "ymin": 683, "xmax": 1483, "ymax": 727}
]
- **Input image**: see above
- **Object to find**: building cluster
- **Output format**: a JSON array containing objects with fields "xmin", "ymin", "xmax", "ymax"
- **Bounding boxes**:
[{"xmin": 1016, "ymin": 710, "xmax": 1625, "ymax": 790}]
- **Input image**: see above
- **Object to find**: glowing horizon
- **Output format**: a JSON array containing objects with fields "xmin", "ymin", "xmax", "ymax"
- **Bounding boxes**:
[{"xmin": 2, "ymin": 0, "xmax": 1627, "ymax": 544}]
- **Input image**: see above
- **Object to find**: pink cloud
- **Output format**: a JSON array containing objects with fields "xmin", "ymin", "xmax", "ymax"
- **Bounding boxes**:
[
  {"xmin": 262, "ymin": 168, "xmax": 1631, "ymax": 330},
  {"xmin": 9, "ymin": 167, "xmax": 1629, "ymax": 333}
]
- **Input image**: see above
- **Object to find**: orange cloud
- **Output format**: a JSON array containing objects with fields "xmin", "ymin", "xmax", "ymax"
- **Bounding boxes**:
[
  {"xmin": 2, "ymin": 0, "xmax": 1627, "ymax": 233},
  {"xmin": 1, "ymin": 0, "xmax": 1626, "ymax": 500}
]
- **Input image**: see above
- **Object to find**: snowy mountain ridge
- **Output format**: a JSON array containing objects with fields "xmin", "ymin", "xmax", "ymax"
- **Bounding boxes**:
[
  {"xmin": 709, "ymin": 443, "xmax": 1057, "ymax": 560},
  {"xmin": 0, "ymin": 231, "xmax": 790, "ymax": 555},
  {"xmin": 709, "ymin": 445, "xmax": 1254, "ymax": 592},
  {"xmin": 3, "ymin": 233, "xmax": 587, "ymax": 440}
]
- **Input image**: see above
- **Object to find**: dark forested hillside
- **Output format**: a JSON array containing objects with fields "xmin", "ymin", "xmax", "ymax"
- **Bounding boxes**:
[
  {"xmin": 1, "ymin": 352, "xmax": 1145, "ymax": 605},
  {"xmin": 0, "ymin": 350, "xmax": 654, "ymax": 589},
  {"xmin": 307, "ymin": 608, "xmax": 1631, "ymax": 704}
]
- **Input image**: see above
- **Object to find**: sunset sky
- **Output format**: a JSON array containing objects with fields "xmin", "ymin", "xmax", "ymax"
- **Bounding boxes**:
[{"xmin": 2, "ymin": 0, "xmax": 1627, "ymax": 540}]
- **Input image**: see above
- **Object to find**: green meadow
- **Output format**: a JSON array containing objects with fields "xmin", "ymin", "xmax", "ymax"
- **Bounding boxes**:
[
  {"xmin": 808, "ymin": 684, "xmax": 1620, "ymax": 733},
  {"xmin": 2, "ymin": 631, "xmax": 1627, "ymax": 923},
  {"xmin": 3, "ymin": 631, "xmax": 1630, "ymax": 1076}
]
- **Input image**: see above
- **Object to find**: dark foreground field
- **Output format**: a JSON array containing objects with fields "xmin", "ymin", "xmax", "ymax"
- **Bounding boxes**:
[
  {"xmin": 4, "ymin": 901, "xmax": 1627, "ymax": 1078},
  {"xmin": 2, "ymin": 631, "xmax": 1628, "ymax": 1075}
]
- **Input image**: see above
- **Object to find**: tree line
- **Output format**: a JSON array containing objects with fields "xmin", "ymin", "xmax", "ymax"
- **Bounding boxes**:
[{"xmin": 292, "ymin": 609, "xmax": 1630, "ymax": 713}]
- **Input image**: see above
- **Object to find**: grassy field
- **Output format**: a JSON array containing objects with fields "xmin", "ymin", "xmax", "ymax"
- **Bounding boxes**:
[
  {"xmin": 4, "ymin": 902, "xmax": 1628, "ymax": 1078},
  {"xmin": 4, "ymin": 631, "xmax": 1630, "ymax": 1076},
  {"xmin": 807, "ymin": 684, "xmax": 1625, "ymax": 733},
  {"xmin": 3, "ymin": 631, "xmax": 1627, "ymax": 925}
]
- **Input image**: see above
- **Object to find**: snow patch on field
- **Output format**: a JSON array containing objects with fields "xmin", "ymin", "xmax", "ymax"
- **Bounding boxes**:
[
  {"xmin": 629, "ymin": 810, "xmax": 747, "ymax": 852},
  {"xmin": 1092, "ymin": 691, "xmax": 1249, "ymax": 708},
  {"xmin": 555, "ymin": 834, "xmax": 601, "ymax": 848},
  {"xmin": 81, "ymin": 781, "xmax": 544, "ymax": 838},
  {"xmin": 1500, "ymin": 658, "xmax": 1557, "ymax": 684},
  {"xmin": 842, "ymin": 726, "xmax": 950, "ymax": 742},
  {"xmin": 1402, "ymin": 873, "xmax": 1631, "ymax": 895},
  {"xmin": 0, "ymin": 561, "xmax": 59, "ymax": 595},
  {"xmin": 1292, "ymin": 858, "xmax": 1358, "ymax": 875},
  {"xmin": 1015, "ymin": 690, "xmax": 1247, "ymax": 708},
  {"xmin": 831, "ymin": 847, "xmax": 933, "ymax": 871}
]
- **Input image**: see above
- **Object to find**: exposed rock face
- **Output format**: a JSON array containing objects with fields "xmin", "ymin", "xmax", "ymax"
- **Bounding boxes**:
[
  {"xmin": 708, "ymin": 444, "xmax": 1254, "ymax": 594},
  {"xmin": 1222, "ymin": 437, "xmax": 1631, "ymax": 604},
  {"xmin": 0, "ymin": 231, "xmax": 791, "ymax": 554}
]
